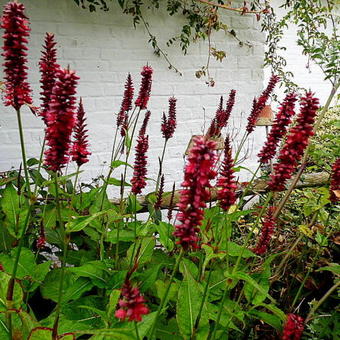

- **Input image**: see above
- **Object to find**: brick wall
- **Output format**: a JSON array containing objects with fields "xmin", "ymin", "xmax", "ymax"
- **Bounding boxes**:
[{"xmin": 0, "ymin": 0, "xmax": 266, "ymax": 191}]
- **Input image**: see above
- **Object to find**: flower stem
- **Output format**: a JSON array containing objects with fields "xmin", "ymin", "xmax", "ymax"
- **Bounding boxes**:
[
  {"xmin": 15, "ymin": 108, "xmax": 32, "ymax": 198},
  {"xmin": 234, "ymin": 131, "xmax": 248, "ymax": 163},
  {"xmin": 192, "ymin": 269, "xmax": 212, "ymax": 340},
  {"xmin": 52, "ymin": 172, "xmax": 67, "ymax": 340},
  {"xmin": 6, "ymin": 108, "xmax": 33, "ymax": 338},
  {"xmin": 33, "ymin": 138, "xmax": 46, "ymax": 197},
  {"xmin": 134, "ymin": 321, "xmax": 140, "ymax": 340},
  {"xmin": 149, "ymin": 249, "xmax": 184, "ymax": 339}
]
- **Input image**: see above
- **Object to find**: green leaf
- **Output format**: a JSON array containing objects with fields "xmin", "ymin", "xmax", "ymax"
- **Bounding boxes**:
[
  {"xmin": 76, "ymin": 328, "xmax": 132, "ymax": 339},
  {"xmin": 248, "ymin": 310, "xmax": 282, "ymax": 330},
  {"xmin": 66, "ymin": 210, "xmax": 116, "ymax": 232},
  {"xmin": 106, "ymin": 229, "xmax": 135, "ymax": 243},
  {"xmin": 155, "ymin": 222, "xmax": 174, "ymax": 251},
  {"xmin": 176, "ymin": 260, "xmax": 202, "ymax": 338},
  {"xmin": 316, "ymin": 264, "xmax": 340, "ymax": 276},
  {"xmin": 110, "ymin": 160, "xmax": 132, "ymax": 169},
  {"xmin": 0, "ymin": 247, "xmax": 35, "ymax": 279},
  {"xmin": 232, "ymin": 272, "xmax": 276, "ymax": 304},
  {"xmin": 256, "ymin": 303, "xmax": 286, "ymax": 321},
  {"xmin": 244, "ymin": 264, "xmax": 270, "ymax": 305},
  {"xmin": 0, "ymin": 271, "xmax": 23, "ymax": 311},
  {"xmin": 1, "ymin": 184, "xmax": 28, "ymax": 238},
  {"xmin": 224, "ymin": 242, "xmax": 255, "ymax": 258},
  {"xmin": 41, "ymin": 270, "xmax": 93, "ymax": 303},
  {"xmin": 127, "ymin": 237, "xmax": 155, "ymax": 265},
  {"xmin": 67, "ymin": 261, "xmax": 108, "ymax": 287},
  {"xmin": 107, "ymin": 178, "xmax": 131, "ymax": 186},
  {"xmin": 107, "ymin": 289, "xmax": 121, "ymax": 321}
]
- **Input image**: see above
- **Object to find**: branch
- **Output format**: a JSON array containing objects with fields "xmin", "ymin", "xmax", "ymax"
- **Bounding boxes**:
[
  {"xmin": 109, "ymin": 171, "xmax": 330, "ymax": 211},
  {"xmin": 195, "ymin": 0, "xmax": 266, "ymax": 14}
]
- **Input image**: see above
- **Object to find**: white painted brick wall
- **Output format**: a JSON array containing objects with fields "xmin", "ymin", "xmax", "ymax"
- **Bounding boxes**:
[
  {"xmin": 265, "ymin": 0, "xmax": 336, "ymax": 105},
  {"xmin": 0, "ymin": 0, "xmax": 267, "ymax": 192}
]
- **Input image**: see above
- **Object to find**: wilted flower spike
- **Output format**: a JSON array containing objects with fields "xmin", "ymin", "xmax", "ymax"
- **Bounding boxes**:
[
  {"xmin": 167, "ymin": 182, "xmax": 176, "ymax": 221},
  {"xmin": 131, "ymin": 134, "xmax": 149, "ymax": 195},
  {"xmin": 154, "ymin": 174, "xmax": 164, "ymax": 210},
  {"xmin": 135, "ymin": 65, "xmax": 153, "ymax": 109},
  {"xmin": 44, "ymin": 68, "xmax": 79, "ymax": 172},
  {"xmin": 246, "ymin": 75, "xmax": 279, "ymax": 134},
  {"xmin": 39, "ymin": 32, "xmax": 59, "ymax": 122},
  {"xmin": 258, "ymin": 93, "xmax": 297, "ymax": 164},
  {"xmin": 330, "ymin": 158, "xmax": 340, "ymax": 202},
  {"xmin": 217, "ymin": 136, "xmax": 237, "ymax": 211},
  {"xmin": 268, "ymin": 92, "xmax": 319, "ymax": 191},
  {"xmin": 115, "ymin": 280, "xmax": 149, "ymax": 322},
  {"xmin": 282, "ymin": 313, "xmax": 305, "ymax": 340},
  {"xmin": 139, "ymin": 110, "xmax": 151, "ymax": 136},
  {"xmin": 161, "ymin": 96, "xmax": 177, "ymax": 140},
  {"xmin": 71, "ymin": 98, "xmax": 91, "ymax": 167},
  {"xmin": 223, "ymin": 89, "xmax": 236, "ymax": 127},
  {"xmin": 117, "ymin": 73, "xmax": 134, "ymax": 136},
  {"xmin": 253, "ymin": 206, "xmax": 276, "ymax": 255},
  {"xmin": 1, "ymin": 1, "xmax": 32, "ymax": 109},
  {"xmin": 174, "ymin": 136, "xmax": 217, "ymax": 251}
]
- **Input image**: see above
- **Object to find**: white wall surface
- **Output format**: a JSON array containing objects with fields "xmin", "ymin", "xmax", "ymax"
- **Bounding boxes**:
[
  {"xmin": 265, "ymin": 0, "xmax": 337, "ymax": 105},
  {"xmin": 0, "ymin": 0, "xmax": 267, "ymax": 192}
]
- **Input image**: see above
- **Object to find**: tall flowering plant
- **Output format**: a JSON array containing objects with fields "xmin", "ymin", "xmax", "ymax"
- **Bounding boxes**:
[
  {"xmin": 1, "ymin": 1, "xmax": 32, "ymax": 110},
  {"xmin": 1, "ymin": 2, "xmax": 338, "ymax": 340}
]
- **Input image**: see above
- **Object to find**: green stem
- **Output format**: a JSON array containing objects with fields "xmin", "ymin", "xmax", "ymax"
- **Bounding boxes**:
[
  {"xmin": 192, "ymin": 269, "xmax": 212, "ymax": 340},
  {"xmin": 33, "ymin": 138, "xmax": 46, "ymax": 197},
  {"xmin": 52, "ymin": 172, "xmax": 67, "ymax": 340},
  {"xmin": 210, "ymin": 286, "xmax": 229, "ymax": 340},
  {"xmin": 129, "ymin": 196, "xmax": 138, "ymax": 269},
  {"xmin": 155, "ymin": 139, "xmax": 168, "ymax": 192},
  {"xmin": 134, "ymin": 321, "xmax": 140, "ymax": 340},
  {"xmin": 234, "ymin": 131, "xmax": 248, "ymax": 164},
  {"xmin": 15, "ymin": 108, "xmax": 32, "ymax": 198},
  {"xmin": 72, "ymin": 166, "xmax": 80, "ymax": 202},
  {"xmin": 6, "ymin": 108, "xmax": 33, "ymax": 339},
  {"xmin": 149, "ymin": 249, "xmax": 184, "ymax": 339}
]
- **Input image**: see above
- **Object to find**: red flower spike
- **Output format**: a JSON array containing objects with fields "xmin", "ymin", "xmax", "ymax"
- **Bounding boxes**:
[
  {"xmin": 115, "ymin": 280, "xmax": 149, "ymax": 322},
  {"xmin": 139, "ymin": 110, "xmax": 151, "ymax": 136},
  {"xmin": 117, "ymin": 73, "xmax": 134, "ymax": 136},
  {"xmin": 39, "ymin": 32, "xmax": 59, "ymax": 122},
  {"xmin": 135, "ymin": 65, "xmax": 153, "ymax": 110},
  {"xmin": 44, "ymin": 67, "xmax": 79, "ymax": 172},
  {"xmin": 252, "ymin": 206, "xmax": 276, "ymax": 255},
  {"xmin": 174, "ymin": 136, "xmax": 217, "ymax": 251},
  {"xmin": 268, "ymin": 92, "xmax": 319, "ymax": 191},
  {"xmin": 71, "ymin": 98, "xmax": 91, "ymax": 167},
  {"xmin": 282, "ymin": 313, "xmax": 305, "ymax": 340},
  {"xmin": 330, "ymin": 158, "xmax": 340, "ymax": 202},
  {"xmin": 258, "ymin": 93, "xmax": 297, "ymax": 164},
  {"xmin": 246, "ymin": 75, "xmax": 279, "ymax": 134},
  {"xmin": 1, "ymin": 1, "xmax": 32, "ymax": 109},
  {"xmin": 154, "ymin": 174, "xmax": 164, "ymax": 210},
  {"xmin": 161, "ymin": 96, "xmax": 177, "ymax": 140},
  {"xmin": 131, "ymin": 134, "xmax": 149, "ymax": 195},
  {"xmin": 217, "ymin": 136, "xmax": 237, "ymax": 211}
]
